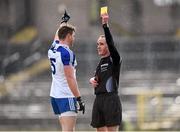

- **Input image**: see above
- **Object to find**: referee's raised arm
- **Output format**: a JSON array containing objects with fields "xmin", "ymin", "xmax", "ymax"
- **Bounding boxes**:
[{"xmin": 101, "ymin": 14, "xmax": 121, "ymax": 64}]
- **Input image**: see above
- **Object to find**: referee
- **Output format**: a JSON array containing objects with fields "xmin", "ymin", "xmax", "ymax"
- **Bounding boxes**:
[{"xmin": 89, "ymin": 13, "xmax": 122, "ymax": 131}]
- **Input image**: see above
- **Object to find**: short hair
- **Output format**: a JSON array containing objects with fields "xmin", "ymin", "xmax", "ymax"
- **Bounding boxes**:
[
  {"xmin": 99, "ymin": 35, "xmax": 105, "ymax": 38},
  {"xmin": 58, "ymin": 24, "xmax": 75, "ymax": 40}
]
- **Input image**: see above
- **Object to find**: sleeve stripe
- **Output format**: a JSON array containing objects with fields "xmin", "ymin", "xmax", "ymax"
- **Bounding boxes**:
[{"xmin": 57, "ymin": 46, "xmax": 71, "ymax": 65}]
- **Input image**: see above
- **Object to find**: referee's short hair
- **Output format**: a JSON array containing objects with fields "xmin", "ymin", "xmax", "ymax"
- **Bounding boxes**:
[
  {"xmin": 58, "ymin": 24, "xmax": 75, "ymax": 40},
  {"xmin": 99, "ymin": 35, "xmax": 105, "ymax": 38}
]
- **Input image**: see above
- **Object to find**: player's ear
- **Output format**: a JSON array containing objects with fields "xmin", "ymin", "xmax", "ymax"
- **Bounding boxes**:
[{"xmin": 66, "ymin": 33, "xmax": 71, "ymax": 39}]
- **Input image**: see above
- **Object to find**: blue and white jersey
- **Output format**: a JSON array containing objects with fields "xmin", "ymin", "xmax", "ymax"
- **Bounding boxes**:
[{"xmin": 48, "ymin": 40, "xmax": 77, "ymax": 98}]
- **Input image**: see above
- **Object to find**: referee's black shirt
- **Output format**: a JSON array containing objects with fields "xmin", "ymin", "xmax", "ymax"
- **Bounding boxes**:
[{"xmin": 94, "ymin": 24, "xmax": 122, "ymax": 95}]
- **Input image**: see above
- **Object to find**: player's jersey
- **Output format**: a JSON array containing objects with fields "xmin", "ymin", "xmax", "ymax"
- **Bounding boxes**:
[{"xmin": 48, "ymin": 40, "xmax": 77, "ymax": 98}]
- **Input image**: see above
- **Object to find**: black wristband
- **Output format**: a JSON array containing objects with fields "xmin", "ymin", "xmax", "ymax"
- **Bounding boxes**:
[{"xmin": 76, "ymin": 96, "xmax": 81, "ymax": 101}]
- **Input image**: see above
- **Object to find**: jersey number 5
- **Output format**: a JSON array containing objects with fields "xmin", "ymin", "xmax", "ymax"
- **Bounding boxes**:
[{"xmin": 50, "ymin": 58, "xmax": 56, "ymax": 74}]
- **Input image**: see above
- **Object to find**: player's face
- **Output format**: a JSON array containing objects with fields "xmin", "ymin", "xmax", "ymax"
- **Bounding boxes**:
[
  {"xmin": 68, "ymin": 32, "xmax": 75, "ymax": 46},
  {"xmin": 97, "ymin": 37, "xmax": 109, "ymax": 57}
]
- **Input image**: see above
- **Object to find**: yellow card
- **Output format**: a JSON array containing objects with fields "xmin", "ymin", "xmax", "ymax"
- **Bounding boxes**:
[{"xmin": 100, "ymin": 6, "xmax": 108, "ymax": 15}]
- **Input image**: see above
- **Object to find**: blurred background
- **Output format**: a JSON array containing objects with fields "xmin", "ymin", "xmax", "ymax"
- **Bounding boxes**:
[{"xmin": 0, "ymin": 0, "xmax": 180, "ymax": 131}]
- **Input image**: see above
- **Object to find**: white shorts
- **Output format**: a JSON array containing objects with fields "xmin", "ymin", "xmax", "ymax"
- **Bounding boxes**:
[{"xmin": 59, "ymin": 111, "xmax": 77, "ymax": 117}]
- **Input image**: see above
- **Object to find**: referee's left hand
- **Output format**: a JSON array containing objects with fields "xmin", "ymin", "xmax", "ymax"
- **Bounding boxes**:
[{"xmin": 89, "ymin": 77, "xmax": 98, "ymax": 88}]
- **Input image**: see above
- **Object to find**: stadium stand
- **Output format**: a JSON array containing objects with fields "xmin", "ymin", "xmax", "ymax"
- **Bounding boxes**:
[{"xmin": 0, "ymin": 0, "xmax": 180, "ymax": 130}]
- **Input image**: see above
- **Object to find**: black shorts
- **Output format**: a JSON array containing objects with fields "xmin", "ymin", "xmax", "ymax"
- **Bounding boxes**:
[{"xmin": 91, "ymin": 93, "xmax": 122, "ymax": 128}]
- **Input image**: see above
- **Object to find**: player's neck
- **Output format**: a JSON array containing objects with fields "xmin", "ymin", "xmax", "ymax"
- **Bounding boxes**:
[{"xmin": 59, "ymin": 40, "xmax": 70, "ymax": 47}]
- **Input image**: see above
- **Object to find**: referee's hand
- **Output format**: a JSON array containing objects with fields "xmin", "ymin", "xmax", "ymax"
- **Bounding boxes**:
[
  {"xmin": 89, "ymin": 77, "xmax": 98, "ymax": 88},
  {"xmin": 101, "ymin": 13, "xmax": 109, "ymax": 25},
  {"xmin": 76, "ymin": 96, "xmax": 85, "ymax": 114}
]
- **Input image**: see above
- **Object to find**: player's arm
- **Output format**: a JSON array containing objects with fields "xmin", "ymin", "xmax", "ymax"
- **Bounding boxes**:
[
  {"xmin": 63, "ymin": 62, "xmax": 85, "ymax": 114},
  {"xmin": 54, "ymin": 28, "xmax": 60, "ymax": 41},
  {"xmin": 54, "ymin": 10, "xmax": 70, "ymax": 40},
  {"xmin": 60, "ymin": 49, "xmax": 80, "ymax": 97},
  {"xmin": 102, "ymin": 14, "xmax": 121, "ymax": 64},
  {"xmin": 64, "ymin": 66, "xmax": 81, "ymax": 97}
]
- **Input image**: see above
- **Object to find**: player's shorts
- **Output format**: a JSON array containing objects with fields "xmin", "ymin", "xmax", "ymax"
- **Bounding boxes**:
[
  {"xmin": 51, "ymin": 97, "xmax": 77, "ymax": 116},
  {"xmin": 91, "ymin": 93, "xmax": 122, "ymax": 128}
]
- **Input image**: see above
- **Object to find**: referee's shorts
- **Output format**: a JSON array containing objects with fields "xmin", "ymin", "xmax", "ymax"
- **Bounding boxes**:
[{"xmin": 91, "ymin": 93, "xmax": 122, "ymax": 128}]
